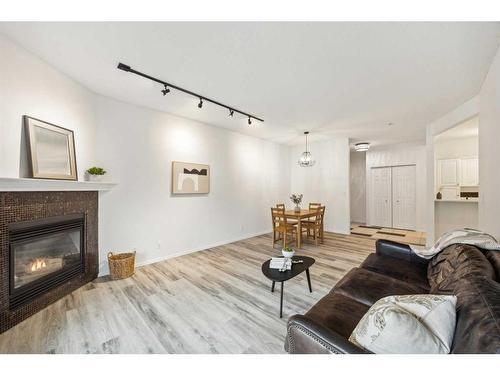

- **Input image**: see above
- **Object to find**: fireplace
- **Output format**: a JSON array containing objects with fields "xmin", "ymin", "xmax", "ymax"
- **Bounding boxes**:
[
  {"xmin": 0, "ymin": 191, "xmax": 98, "ymax": 333},
  {"xmin": 9, "ymin": 214, "xmax": 85, "ymax": 309}
]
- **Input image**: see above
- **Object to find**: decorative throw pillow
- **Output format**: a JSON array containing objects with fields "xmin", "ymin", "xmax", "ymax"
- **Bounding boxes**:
[{"xmin": 349, "ymin": 294, "xmax": 457, "ymax": 354}]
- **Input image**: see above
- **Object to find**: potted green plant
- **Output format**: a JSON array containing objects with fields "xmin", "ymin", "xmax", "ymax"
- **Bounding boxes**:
[
  {"xmin": 86, "ymin": 167, "xmax": 107, "ymax": 182},
  {"xmin": 282, "ymin": 246, "xmax": 295, "ymax": 258},
  {"xmin": 290, "ymin": 193, "xmax": 303, "ymax": 213}
]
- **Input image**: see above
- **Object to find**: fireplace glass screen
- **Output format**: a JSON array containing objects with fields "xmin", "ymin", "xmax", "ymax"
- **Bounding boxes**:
[{"xmin": 12, "ymin": 229, "xmax": 82, "ymax": 290}]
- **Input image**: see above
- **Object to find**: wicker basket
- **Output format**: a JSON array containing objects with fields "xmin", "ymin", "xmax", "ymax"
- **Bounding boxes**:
[{"xmin": 108, "ymin": 251, "xmax": 136, "ymax": 280}]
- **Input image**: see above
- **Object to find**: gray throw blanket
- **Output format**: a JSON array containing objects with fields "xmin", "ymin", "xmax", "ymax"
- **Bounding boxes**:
[{"xmin": 410, "ymin": 228, "xmax": 500, "ymax": 259}]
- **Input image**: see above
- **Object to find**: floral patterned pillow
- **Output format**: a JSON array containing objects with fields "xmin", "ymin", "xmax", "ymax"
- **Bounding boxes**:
[{"xmin": 349, "ymin": 294, "xmax": 457, "ymax": 354}]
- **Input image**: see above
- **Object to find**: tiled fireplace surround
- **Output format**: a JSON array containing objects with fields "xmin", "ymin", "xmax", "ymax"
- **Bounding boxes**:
[{"xmin": 0, "ymin": 191, "xmax": 98, "ymax": 333}]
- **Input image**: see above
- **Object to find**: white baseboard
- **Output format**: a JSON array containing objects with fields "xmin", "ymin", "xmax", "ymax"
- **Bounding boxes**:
[{"xmin": 98, "ymin": 229, "xmax": 271, "ymax": 277}]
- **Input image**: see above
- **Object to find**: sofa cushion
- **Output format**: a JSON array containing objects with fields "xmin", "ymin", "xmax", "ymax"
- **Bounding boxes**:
[
  {"xmin": 349, "ymin": 294, "xmax": 457, "ymax": 354},
  {"xmin": 333, "ymin": 268, "xmax": 428, "ymax": 306},
  {"xmin": 427, "ymin": 244, "xmax": 495, "ymax": 294},
  {"xmin": 484, "ymin": 250, "xmax": 500, "ymax": 281},
  {"xmin": 305, "ymin": 292, "xmax": 370, "ymax": 338},
  {"xmin": 361, "ymin": 253, "xmax": 430, "ymax": 290},
  {"xmin": 451, "ymin": 277, "xmax": 500, "ymax": 354}
]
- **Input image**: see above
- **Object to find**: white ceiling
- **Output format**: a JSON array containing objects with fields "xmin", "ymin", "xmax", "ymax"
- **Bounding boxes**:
[{"xmin": 1, "ymin": 22, "xmax": 499, "ymax": 146}]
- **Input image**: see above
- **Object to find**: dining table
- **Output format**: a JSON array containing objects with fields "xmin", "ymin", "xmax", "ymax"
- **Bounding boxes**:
[{"xmin": 284, "ymin": 209, "xmax": 322, "ymax": 249}]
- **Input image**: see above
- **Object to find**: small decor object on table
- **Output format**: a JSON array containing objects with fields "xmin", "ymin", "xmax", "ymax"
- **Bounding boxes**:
[
  {"xmin": 282, "ymin": 246, "xmax": 295, "ymax": 258},
  {"xmin": 108, "ymin": 251, "xmax": 136, "ymax": 280},
  {"xmin": 290, "ymin": 193, "xmax": 303, "ymax": 213},
  {"xmin": 86, "ymin": 166, "xmax": 107, "ymax": 182},
  {"xmin": 270, "ymin": 257, "xmax": 292, "ymax": 271}
]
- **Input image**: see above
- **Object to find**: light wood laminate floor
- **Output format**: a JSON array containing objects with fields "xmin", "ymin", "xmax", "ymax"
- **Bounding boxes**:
[{"xmin": 0, "ymin": 232, "xmax": 375, "ymax": 353}]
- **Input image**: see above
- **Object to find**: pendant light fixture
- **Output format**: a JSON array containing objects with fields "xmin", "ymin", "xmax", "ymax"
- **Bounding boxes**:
[{"xmin": 298, "ymin": 131, "xmax": 315, "ymax": 167}]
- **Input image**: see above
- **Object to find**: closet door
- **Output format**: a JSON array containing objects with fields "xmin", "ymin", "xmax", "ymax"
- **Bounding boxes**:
[
  {"xmin": 392, "ymin": 165, "xmax": 416, "ymax": 230},
  {"xmin": 371, "ymin": 167, "xmax": 392, "ymax": 227}
]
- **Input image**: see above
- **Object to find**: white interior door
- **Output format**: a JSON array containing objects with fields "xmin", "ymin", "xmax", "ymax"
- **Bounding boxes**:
[
  {"xmin": 392, "ymin": 165, "xmax": 416, "ymax": 230},
  {"xmin": 371, "ymin": 167, "xmax": 392, "ymax": 227}
]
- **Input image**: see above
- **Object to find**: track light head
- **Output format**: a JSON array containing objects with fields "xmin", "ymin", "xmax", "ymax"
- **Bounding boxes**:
[
  {"xmin": 248, "ymin": 117, "xmax": 252, "ymax": 125},
  {"xmin": 229, "ymin": 109, "xmax": 234, "ymax": 117},
  {"xmin": 117, "ymin": 63, "xmax": 131, "ymax": 72},
  {"xmin": 161, "ymin": 84, "xmax": 170, "ymax": 96},
  {"xmin": 198, "ymin": 98, "xmax": 203, "ymax": 109}
]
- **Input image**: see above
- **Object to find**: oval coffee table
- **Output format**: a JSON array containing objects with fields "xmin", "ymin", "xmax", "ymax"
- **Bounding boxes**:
[{"xmin": 261, "ymin": 256, "xmax": 315, "ymax": 318}]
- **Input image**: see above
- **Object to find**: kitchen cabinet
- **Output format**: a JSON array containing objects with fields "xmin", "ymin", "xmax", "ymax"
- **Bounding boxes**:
[
  {"xmin": 438, "ymin": 159, "xmax": 459, "ymax": 186},
  {"xmin": 460, "ymin": 157, "xmax": 479, "ymax": 186}
]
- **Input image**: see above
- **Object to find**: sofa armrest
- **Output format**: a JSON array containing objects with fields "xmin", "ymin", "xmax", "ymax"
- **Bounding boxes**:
[
  {"xmin": 375, "ymin": 239, "xmax": 428, "ymax": 265},
  {"xmin": 285, "ymin": 315, "xmax": 369, "ymax": 354}
]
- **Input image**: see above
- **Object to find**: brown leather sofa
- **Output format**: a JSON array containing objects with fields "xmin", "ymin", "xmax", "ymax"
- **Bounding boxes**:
[{"xmin": 285, "ymin": 239, "xmax": 500, "ymax": 354}]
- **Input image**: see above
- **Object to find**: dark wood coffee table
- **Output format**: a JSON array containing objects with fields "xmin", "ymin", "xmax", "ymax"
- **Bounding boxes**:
[{"xmin": 261, "ymin": 256, "xmax": 315, "ymax": 318}]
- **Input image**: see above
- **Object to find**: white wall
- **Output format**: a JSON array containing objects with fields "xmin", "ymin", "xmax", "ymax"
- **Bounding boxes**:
[
  {"xmin": 0, "ymin": 33, "xmax": 355, "ymax": 276},
  {"xmin": 435, "ymin": 202, "xmax": 479, "ymax": 238},
  {"xmin": 95, "ymin": 97, "xmax": 290, "ymax": 273},
  {"xmin": 425, "ymin": 96, "xmax": 479, "ymax": 245},
  {"xmin": 433, "ymin": 135, "xmax": 479, "ymax": 238},
  {"xmin": 289, "ymin": 138, "xmax": 351, "ymax": 234},
  {"xmin": 365, "ymin": 142, "xmax": 427, "ymax": 231},
  {"xmin": 434, "ymin": 137, "xmax": 478, "ymax": 160},
  {"xmin": 479, "ymin": 46, "xmax": 500, "ymax": 239},
  {"xmin": 350, "ymin": 151, "xmax": 366, "ymax": 223},
  {"xmin": 0, "ymin": 35, "xmax": 97, "ymax": 178},
  {"xmin": 0, "ymin": 34, "xmax": 291, "ymax": 275}
]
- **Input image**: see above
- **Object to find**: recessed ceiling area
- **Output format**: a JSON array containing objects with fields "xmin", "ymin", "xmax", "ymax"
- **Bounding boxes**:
[
  {"xmin": 435, "ymin": 116, "xmax": 479, "ymax": 143},
  {"xmin": 1, "ymin": 22, "xmax": 499, "ymax": 146}
]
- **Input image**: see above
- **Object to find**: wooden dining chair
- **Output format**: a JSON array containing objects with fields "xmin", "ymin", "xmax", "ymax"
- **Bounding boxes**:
[
  {"xmin": 304, "ymin": 202, "xmax": 322, "ymax": 237},
  {"xmin": 271, "ymin": 207, "xmax": 298, "ymax": 248},
  {"xmin": 318, "ymin": 206, "xmax": 326, "ymax": 243},
  {"xmin": 309, "ymin": 202, "xmax": 322, "ymax": 210},
  {"xmin": 301, "ymin": 206, "xmax": 325, "ymax": 245},
  {"xmin": 278, "ymin": 203, "xmax": 299, "ymax": 222}
]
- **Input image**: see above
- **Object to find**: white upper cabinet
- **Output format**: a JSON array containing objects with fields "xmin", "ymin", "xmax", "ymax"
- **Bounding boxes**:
[
  {"xmin": 437, "ymin": 157, "xmax": 479, "ymax": 188},
  {"xmin": 460, "ymin": 157, "xmax": 479, "ymax": 186},
  {"xmin": 438, "ymin": 159, "xmax": 459, "ymax": 186}
]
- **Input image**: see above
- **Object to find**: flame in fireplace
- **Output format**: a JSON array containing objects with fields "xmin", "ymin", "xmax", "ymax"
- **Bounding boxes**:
[{"xmin": 30, "ymin": 258, "xmax": 47, "ymax": 272}]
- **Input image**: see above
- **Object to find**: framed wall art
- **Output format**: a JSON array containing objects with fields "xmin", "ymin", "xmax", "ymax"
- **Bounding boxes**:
[
  {"xmin": 24, "ymin": 115, "xmax": 78, "ymax": 180},
  {"xmin": 172, "ymin": 161, "xmax": 210, "ymax": 194}
]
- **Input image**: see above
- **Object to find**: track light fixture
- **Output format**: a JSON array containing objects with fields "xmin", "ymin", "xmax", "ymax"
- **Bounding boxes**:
[
  {"xmin": 117, "ymin": 62, "xmax": 263, "ymax": 124},
  {"xmin": 161, "ymin": 84, "xmax": 170, "ymax": 96}
]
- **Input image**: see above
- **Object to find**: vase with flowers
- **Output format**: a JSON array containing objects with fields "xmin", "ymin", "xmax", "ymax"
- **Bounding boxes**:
[{"xmin": 290, "ymin": 193, "xmax": 303, "ymax": 213}]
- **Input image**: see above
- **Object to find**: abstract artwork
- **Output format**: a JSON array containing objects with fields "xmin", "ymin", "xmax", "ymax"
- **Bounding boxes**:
[
  {"xmin": 172, "ymin": 161, "xmax": 210, "ymax": 194},
  {"xmin": 23, "ymin": 116, "xmax": 78, "ymax": 180}
]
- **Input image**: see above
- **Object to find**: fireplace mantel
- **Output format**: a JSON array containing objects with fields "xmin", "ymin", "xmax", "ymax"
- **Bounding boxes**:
[{"xmin": 0, "ymin": 177, "xmax": 117, "ymax": 192}]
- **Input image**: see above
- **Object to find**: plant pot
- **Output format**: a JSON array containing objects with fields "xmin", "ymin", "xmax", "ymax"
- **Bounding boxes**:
[
  {"xmin": 87, "ymin": 174, "xmax": 102, "ymax": 182},
  {"xmin": 282, "ymin": 249, "xmax": 295, "ymax": 258}
]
